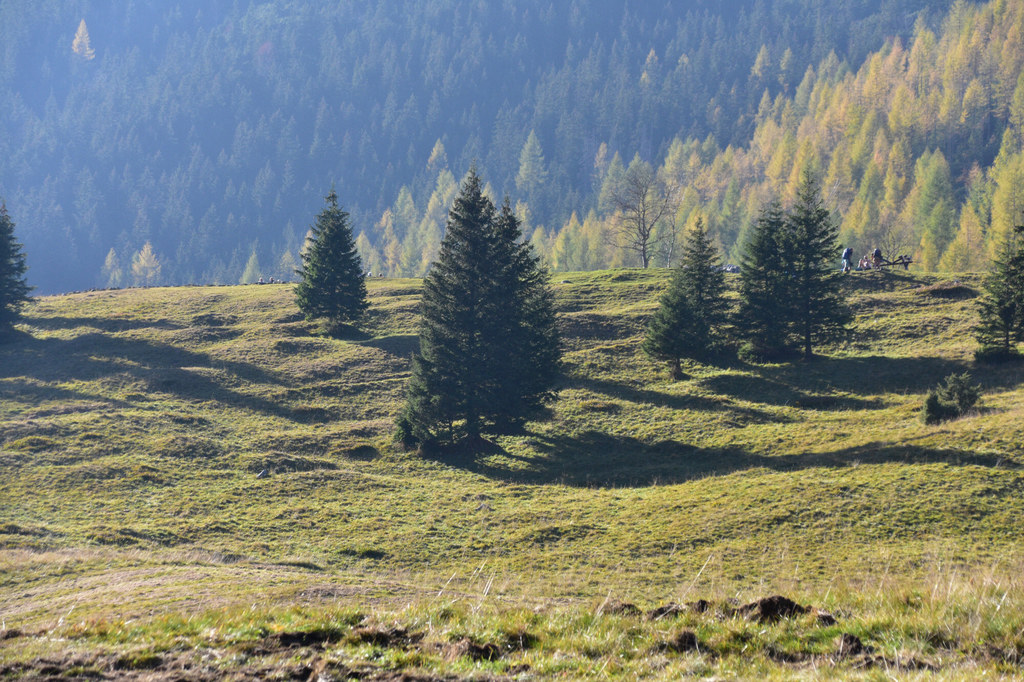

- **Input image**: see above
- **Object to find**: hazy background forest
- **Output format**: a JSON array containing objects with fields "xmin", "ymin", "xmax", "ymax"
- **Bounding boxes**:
[{"xmin": 2, "ymin": 0, "xmax": 1022, "ymax": 294}]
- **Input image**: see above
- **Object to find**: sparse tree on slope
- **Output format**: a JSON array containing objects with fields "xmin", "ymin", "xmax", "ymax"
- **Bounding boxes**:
[
  {"xmin": 0, "ymin": 203, "xmax": 31, "ymax": 338},
  {"xmin": 785, "ymin": 171, "xmax": 850, "ymax": 359},
  {"xmin": 72, "ymin": 19, "xmax": 95, "ymax": 61},
  {"xmin": 488, "ymin": 198, "xmax": 561, "ymax": 426},
  {"xmin": 608, "ymin": 156, "xmax": 675, "ymax": 268},
  {"xmin": 131, "ymin": 242, "xmax": 162, "ymax": 287},
  {"xmin": 295, "ymin": 189, "xmax": 368, "ymax": 330},
  {"xmin": 643, "ymin": 217, "xmax": 728, "ymax": 378},
  {"xmin": 398, "ymin": 169, "xmax": 560, "ymax": 447},
  {"xmin": 737, "ymin": 199, "xmax": 793, "ymax": 361},
  {"xmin": 976, "ymin": 223, "xmax": 1024, "ymax": 361}
]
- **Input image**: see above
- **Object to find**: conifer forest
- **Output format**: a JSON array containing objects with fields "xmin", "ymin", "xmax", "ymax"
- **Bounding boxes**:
[{"xmin": 3, "ymin": 0, "xmax": 1023, "ymax": 294}]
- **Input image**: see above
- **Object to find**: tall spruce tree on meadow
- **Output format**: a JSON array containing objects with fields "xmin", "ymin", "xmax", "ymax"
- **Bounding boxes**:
[
  {"xmin": 975, "ymin": 223, "xmax": 1024, "ymax": 361},
  {"xmin": 785, "ymin": 172, "xmax": 850, "ymax": 358},
  {"xmin": 295, "ymin": 189, "xmax": 368, "ymax": 330},
  {"xmin": 398, "ymin": 169, "xmax": 560, "ymax": 446},
  {"xmin": 736, "ymin": 200, "xmax": 793, "ymax": 361},
  {"xmin": 489, "ymin": 198, "xmax": 561, "ymax": 425},
  {"xmin": 642, "ymin": 217, "xmax": 728, "ymax": 377},
  {"xmin": 0, "ymin": 202, "xmax": 32, "ymax": 338}
]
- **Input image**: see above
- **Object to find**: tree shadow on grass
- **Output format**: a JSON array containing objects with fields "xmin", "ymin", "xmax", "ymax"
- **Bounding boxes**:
[
  {"xmin": 701, "ymin": 355, "xmax": 1024, "ymax": 407},
  {"xmin": 699, "ymin": 372, "xmax": 886, "ymax": 411},
  {"xmin": 566, "ymin": 375, "xmax": 789, "ymax": 424},
  {"xmin": 0, "ymin": 332, "xmax": 313, "ymax": 422},
  {"xmin": 0, "ymin": 377, "xmax": 132, "ymax": 417},
  {"xmin": 24, "ymin": 315, "xmax": 184, "ymax": 334},
  {"xmin": 424, "ymin": 431, "xmax": 1016, "ymax": 488},
  {"xmin": 355, "ymin": 334, "xmax": 419, "ymax": 357}
]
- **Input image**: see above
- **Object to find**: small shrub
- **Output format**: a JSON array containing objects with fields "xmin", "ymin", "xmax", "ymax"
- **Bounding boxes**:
[
  {"xmin": 922, "ymin": 372, "xmax": 981, "ymax": 424},
  {"xmin": 738, "ymin": 341, "xmax": 796, "ymax": 364},
  {"xmin": 974, "ymin": 345, "xmax": 1022, "ymax": 364}
]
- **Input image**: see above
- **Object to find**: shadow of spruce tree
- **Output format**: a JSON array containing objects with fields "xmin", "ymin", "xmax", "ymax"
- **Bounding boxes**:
[{"xmin": 422, "ymin": 431, "xmax": 1016, "ymax": 488}]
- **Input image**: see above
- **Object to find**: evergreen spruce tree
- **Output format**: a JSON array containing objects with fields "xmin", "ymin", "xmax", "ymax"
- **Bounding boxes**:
[
  {"xmin": 295, "ymin": 189, "xmax": 368, "ymax": 330},
  {"xmin": 785, "ymin": 171, "xmax": 850, "ymax": 358},
  {"xmin": 642, "ymin": 217, "xmax": 728, "ymax": 377},
  {"xmin": 736, "ymin": 200, "xmax": 793, "ymax": 361},
  {"xmin": 0, "ymin": 202, "xmax": 31, "ymax": 338},
  {"xmin": 398, "ymin": 170, "xmax": 560, "ymax": 447},
  {"xmin": 975, "ymin": 223, "xmax": 1024, "ymax": 361},
  {"xmin": 489, "ymin": 198, "xmax": 561, "ymax": 425}
]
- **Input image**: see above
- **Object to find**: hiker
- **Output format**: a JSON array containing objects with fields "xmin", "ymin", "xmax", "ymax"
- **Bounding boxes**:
[
  {"xmin": 841, "ymin": 247, "xmax": 853, "ymax": 273},
  {"xmin": 872, "ymin": 247, "xmax": 883, "ymax": 269}
]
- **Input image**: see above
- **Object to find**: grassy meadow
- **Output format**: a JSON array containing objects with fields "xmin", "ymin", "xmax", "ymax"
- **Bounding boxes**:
[{"xmin": 2, "ymin": 269, "xmax": 1024, "ymax": 679}]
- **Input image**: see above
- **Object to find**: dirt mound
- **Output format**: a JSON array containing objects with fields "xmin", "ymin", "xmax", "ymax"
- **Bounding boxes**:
[
  {"xmin": 814, "ymin": 608, "xmax": 838, "ymax": 625},
  {"xmin": 915, "ymin": 281, "xmax": 977, "ymax": 299},
  {"xmin": 687, "ymin": 599, "xmax": 711, "ymax": 613},
  {"xmin": 737, "ymin": 595, "xmax": 809, "ymax": 622},
  {"xmin": 502, "ymin": 629, "xmax": 539, "ymax": 651},
  {"xmin": 441, "ymin": 637, "xmax": 501, "ymax": 661},
  {"xmin": 264, "ymin": 627, "xmax": 344, "ymax": 649},
  {"xmin": 653, "ymin": 629, "xmax": 699, "ymax": 653},
  {"xmin": 0, "ymin": 652, "xmax": 354, "ymax": 682},
  {"xmin": 835, "ymin": 633, "xmax": 869, "ymax": 658},
  {"xmin": 597, "ymin": 600, "xmax": 641, "ymax": 616},
  {"xmin": 646, "ymin": 602, "xmax": 684, "ymax": 620},
  {"xmin": 350, "ymin": 626, "xmax": 422, "ymax": 648}
]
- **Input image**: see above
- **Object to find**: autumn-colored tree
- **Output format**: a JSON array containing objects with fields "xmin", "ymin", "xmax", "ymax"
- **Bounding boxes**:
[
  {"xmin": 72, "ymin": 19, "xmax": 95, "ymax": 60},
  {"xmin": 131, "ymin": 242, "xmax": 162, "ymax": 286}
]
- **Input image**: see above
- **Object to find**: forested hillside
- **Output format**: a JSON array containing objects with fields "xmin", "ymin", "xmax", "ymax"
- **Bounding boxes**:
[
  {"xmin": 0, "ymin": 0, "xmax": 994, "ymax": 293},
  {"xmin": 536, "ymin": 0, "xmax": 1024, "ymax": 274}
]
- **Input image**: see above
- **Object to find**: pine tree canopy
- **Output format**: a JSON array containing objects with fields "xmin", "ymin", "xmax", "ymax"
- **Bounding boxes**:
[
  {"xmin": 295, "ymin": 189, "xmax": 368, "ymax": 330},
  {"xmin": 784, "ymin": 172, "xmax": 851, "ymax": 358},
  {"xmin": 0, "ymin": 203, "xmax": 32, "ymax": 337},
  {"xmin": 642, "ymin": 217, "xmax": 728, "ymax": 377},
  {"xmin": 399, "ymin": 169, "xmax": 560, "ymax": 446},
  {"xmin": 737, "ymin": 199, "xmax": 793, "ymax": 361},
  {"xmin": 976, "ymin": 223, "xmax": 1024, "ymax": 360}
]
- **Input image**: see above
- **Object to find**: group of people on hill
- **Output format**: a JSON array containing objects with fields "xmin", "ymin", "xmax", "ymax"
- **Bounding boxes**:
[
  {"xmin": 841, "ymin": 247, "xmax": 881, "ymax": 272},
  {"xmin": 841, "ymin": 247, "xmax": 912, "ymax": 272}
]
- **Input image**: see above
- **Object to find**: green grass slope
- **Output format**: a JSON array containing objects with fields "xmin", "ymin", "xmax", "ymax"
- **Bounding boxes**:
[{"xmin": 2, "ymin": 270, "xmax": 1023, "ymax": 679}]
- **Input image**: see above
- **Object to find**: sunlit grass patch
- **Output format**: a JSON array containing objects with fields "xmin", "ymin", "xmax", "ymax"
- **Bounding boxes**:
[{"xmin": 1, "ymin": 270, "xmax": 1024, "ymax": 677}]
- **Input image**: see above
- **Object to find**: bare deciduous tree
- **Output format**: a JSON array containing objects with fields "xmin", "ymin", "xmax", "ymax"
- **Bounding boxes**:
[
  {"xmin": 876, "ymin": 217, "xmax": 916, "ymax": 264},
  {"xmin": 608, "ymin": 159, "xmax": 676, "ymax": 268}
]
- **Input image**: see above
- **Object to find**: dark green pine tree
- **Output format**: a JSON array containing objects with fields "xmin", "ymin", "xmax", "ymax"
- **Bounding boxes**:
[
  {"xmin": 785, "ymin": 171, "xmax": 850, "ymax": 359},
  {"xmin": 398, "ymin": 170, "xmax": 560, "ymax": 446},
  {"xmin": 0, "ymin": 202, "xmax": 32, "ymax": 339},
  {"xmin": 975, "ymin": 224, "xmax": 1024, "ymax": 361},
  {"xmin": 488, "ymin": 198, "xmax": 561, "ymax": 426},
  {"xmin": 642, "ymin": 217, "xmax": 728, "ymax": 378},
  {"xmin": 294, "ymin": 189, "xmax": 368, "ymax": 331},
  {"xmin": 736, "ymin": 199, "xmax": 793, "ymax": 361}
]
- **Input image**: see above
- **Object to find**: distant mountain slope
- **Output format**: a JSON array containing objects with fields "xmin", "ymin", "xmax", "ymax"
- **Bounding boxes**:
[
  {"xmin": 0, "ymin": 0, "xmax": 958, "ymax": 292},
  {"xmin": 533, "ymin": 0, "xmax": 1024, "ymax": 275}
]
